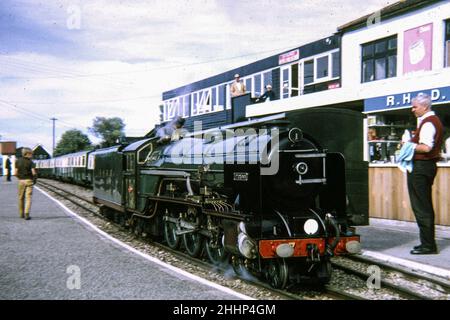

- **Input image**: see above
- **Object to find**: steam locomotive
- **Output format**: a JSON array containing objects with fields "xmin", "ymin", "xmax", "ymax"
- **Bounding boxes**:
[
  {"xmin": 90, "ymin": 115, "xmax": 360, "ymax": 288},
  {"xmin": 36, "ymin": 114, "xmax": 362, "ymax": 288}
]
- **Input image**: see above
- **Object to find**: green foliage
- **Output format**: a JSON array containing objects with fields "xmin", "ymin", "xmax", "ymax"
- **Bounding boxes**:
[
  {"xmin": 89, "ymin": 117, "xmax": 125, "ymax": 147},
  {"xmin": 54, "ymin": 129, "xmax": 92, "ymax": 156}
]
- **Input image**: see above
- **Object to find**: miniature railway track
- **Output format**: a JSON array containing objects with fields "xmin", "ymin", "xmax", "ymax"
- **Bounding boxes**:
[
  {"xmin": 37, "ymin": 180, "xmax": 99, "ymax": 215},
  {"xmin": 37, "ymin": 179, "xmax": 363, "ymax": 300},
  {"xmin": 331, "ymin": 256, "xmax": 450, "ymax": 300},
  {"xmin": 346, "ymin": 254, "xmax": 450, "ymax": 292}
]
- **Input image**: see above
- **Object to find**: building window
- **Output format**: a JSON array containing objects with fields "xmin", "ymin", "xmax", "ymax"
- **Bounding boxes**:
[
  {"xmin": 316, "ymin": 56, "xmax": 329, "ymax": 79},
  {"xmin": 445, "ymin": 20, "xmax": 450, "ymax": 67},
  {"xmin": 282, "ymin": 68, "xmax": 290, "ymax": 99},
  {"xmin": 254, "ymin": 74, "xmax": 262, "ymax": 96},
  {"xmin": 263, "ymin": 71, "xmax": 272, "ymax": 88},
  {"xmin": 332, "ymin": 51, "xmax": 340, "ymax": 78},
  {"xmin": 303, "ymin": 60, "xmax": 314, "ymax": 85},
  {"xmin": 361, "ymin": 36, "xmax": 397, "ymax": 83}
]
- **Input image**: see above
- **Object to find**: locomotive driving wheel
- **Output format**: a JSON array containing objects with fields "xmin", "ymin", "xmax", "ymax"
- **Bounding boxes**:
[
  {"xmin": 231, "ymin": 255, "xmax": 247, "ymax": 277},
  {"xmin": 205, "ymin": 234, "xmax": 228, "ymax": 265},
  {"xmin": 265, "ymin": 259, "xmax": 289, "ymax": 289},
  {"xmin": 182, "ymin": 207, "xmax": 204, "ymax": 257},
  {"xmin": 164, "ymin": 209, "xmax": 180, "ymax": 249}
]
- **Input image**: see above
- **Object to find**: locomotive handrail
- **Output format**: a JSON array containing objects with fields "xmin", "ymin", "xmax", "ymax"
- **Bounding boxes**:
[{"xmin": 140, "ymin": 169, "xmax": 191, "ymax": 177}]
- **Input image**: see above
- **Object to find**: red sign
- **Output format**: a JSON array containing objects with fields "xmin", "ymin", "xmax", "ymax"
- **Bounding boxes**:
[
  {"xmin": 328, "ymin": 82, "xmax": 340, "ymax": 90},
  {"xmin": 279, "ymin": 49, "xmax": 299, "ymax": 65}
]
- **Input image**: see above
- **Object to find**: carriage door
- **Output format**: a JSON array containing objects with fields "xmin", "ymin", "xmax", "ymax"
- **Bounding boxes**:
[{"xmin": 124, "ymin": 153, "xmax": 136, "ymax": 210}]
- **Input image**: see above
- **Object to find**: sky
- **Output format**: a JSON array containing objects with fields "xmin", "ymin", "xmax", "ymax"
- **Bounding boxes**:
[{"xmin": 0, "ymin": 0, "xmax": 393, "ymax": 155}]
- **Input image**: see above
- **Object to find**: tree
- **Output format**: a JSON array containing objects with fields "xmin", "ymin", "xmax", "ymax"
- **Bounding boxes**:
[
  {"xmin": 89, "ymin": 117, "xmax": 125, "ymax": 147},
  {"xmin": 54, "ymin": 129, "xmax": 92, "ymax": 156}
]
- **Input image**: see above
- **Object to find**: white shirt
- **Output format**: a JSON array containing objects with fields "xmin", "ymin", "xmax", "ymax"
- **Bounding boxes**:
[{"xmin": 417, "ymin": 111, "xmax": 436, "ymax": 148}]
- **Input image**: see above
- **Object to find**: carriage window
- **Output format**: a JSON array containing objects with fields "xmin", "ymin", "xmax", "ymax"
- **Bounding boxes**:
[{"xmin": 361, "ymin": 35, "xmax": 397, "ymax": 83}]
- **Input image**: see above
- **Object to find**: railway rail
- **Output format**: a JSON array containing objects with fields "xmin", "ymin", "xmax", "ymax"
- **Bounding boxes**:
[{"xmin": 332, "ymin": 256, "xmax": 450, "ymax": 300}]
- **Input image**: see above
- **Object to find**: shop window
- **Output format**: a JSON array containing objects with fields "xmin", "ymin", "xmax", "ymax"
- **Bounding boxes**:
[
  {"xmin": 445, "ymin": 20, "xmax": 450, "ymax": 67},
  {"xmin": 361, "ymin": 35, "xmax": 397, "ymax": 83}
]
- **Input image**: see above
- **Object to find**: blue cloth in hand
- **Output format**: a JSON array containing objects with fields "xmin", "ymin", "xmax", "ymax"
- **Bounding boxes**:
[{"xmin": 396, "ymin": 142, "xmax": 416, "ymax": 173}]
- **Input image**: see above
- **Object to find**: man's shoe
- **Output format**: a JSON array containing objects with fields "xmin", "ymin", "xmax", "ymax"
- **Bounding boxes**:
[
  {"xmin": 24, "ymin": 217, "xmax": 31, "ymax": 221},
  {"xmin": 413, "ymin": 245, "xmax": 422, "ymax": 250},
  {"xmin": 410, "ymin": 247, "xmax": 437, "ymax": 255}
]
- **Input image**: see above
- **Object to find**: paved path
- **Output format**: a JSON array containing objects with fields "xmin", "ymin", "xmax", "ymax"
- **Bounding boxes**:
[
  {"xmin": 0, "ymin": 178, "xmax": 248, "ymax": 300},
  {"xmin": 357, "ymin": 218, "xmax": 450, "ymax": 277}
]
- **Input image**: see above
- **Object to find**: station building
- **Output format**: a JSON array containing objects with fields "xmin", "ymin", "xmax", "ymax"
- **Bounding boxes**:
[{"xmin": 159, "ymin": 0, "xmax": 450, "ymax": 226}]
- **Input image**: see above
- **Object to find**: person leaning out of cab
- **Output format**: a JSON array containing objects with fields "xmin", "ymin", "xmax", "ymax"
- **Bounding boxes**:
[{"xmin": 156, "ymin": 116, "xmax": 188, "ymax": 144}]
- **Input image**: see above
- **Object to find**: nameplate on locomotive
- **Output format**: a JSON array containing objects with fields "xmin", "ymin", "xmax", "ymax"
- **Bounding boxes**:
[{"xmin": 233, "ymin": 172, "xmax": 249, "ymax": 182}]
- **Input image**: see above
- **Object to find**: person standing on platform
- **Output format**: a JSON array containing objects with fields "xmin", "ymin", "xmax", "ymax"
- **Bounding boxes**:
[
  {"xmin": 230, "ymin": 73, "xmax": 246, "ymax": 97},
  {"xmin": 5, "ymin": 156, "xmax": 12, "ymax": 181},
  {"xmin": 15, "ymin": 148, "xmax": 37, "ymax": 220},
  {"xmin": 407, "ymin": 93, "xmax": 443, "ymax": 255}
]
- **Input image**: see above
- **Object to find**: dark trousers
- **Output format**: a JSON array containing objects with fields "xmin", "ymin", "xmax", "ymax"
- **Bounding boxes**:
[
  {"xmin": 407, "ymin": 160, "xmax": 437, "ymax": 250},
  {"xmin": 6, "ymin": 169, "xmax": 11, "ymax": 181}
]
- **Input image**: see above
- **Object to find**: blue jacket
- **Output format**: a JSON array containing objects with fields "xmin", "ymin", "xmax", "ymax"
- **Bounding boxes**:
[{"xmin": 396, "ymin": 142, "xmax": 416, "ymax": 173}]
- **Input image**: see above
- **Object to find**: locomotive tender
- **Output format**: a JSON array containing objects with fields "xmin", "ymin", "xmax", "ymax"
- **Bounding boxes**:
[{"xmin": 89, "ymin": 115, "xmax": 360, "ymax": 288}]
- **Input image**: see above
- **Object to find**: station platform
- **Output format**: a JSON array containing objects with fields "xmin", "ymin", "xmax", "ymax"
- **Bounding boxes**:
[
  {"xmin": 0, "ymin": 179, "xmax": 249, "ymax": 300},
  {"xmin": 356, "ymin": 218, "xmax": 450, "ymax": 279}
]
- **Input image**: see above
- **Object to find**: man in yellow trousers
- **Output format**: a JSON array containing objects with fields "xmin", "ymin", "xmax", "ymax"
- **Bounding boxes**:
[{"xmin": 15, "ymin": 148, "xmax": 37, "ymax": 220}]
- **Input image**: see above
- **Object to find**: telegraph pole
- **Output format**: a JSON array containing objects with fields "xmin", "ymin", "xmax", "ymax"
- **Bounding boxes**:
[{"xmin": 50, "ymin": 117, "xmax": 57, "ymax": 156}]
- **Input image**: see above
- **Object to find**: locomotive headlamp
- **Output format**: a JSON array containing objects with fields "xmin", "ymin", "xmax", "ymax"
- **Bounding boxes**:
[
  {"xmin": 276, "ymin": 243, "xmax": 295, "ymax": 258},
  {"xmin": 345, "ymin": 240, "xmax": 361, "ymax": 254},
  {"xmin": 288, "ymin": 128, "xmax": 303, "ymax": 143},
  {"xmin": 304, "ymin": 219, "xmax": 319, "ymax": 235}
]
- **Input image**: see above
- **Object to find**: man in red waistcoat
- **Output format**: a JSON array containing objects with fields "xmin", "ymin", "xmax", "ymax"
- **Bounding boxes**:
[{"xmin": 408, "ymin": 93, "xmax": 443, "ymax": 255}]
